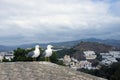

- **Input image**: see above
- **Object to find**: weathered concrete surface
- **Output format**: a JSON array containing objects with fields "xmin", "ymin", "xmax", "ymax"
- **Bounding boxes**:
[{"xmin": 0, "ymin": 62, "xmax": 107, "ymax": 80}]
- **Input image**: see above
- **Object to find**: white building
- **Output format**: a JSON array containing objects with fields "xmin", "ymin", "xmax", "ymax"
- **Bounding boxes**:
[
  {"xmin": 63, "ymin": 55, "xmax": 95, "ymax": 70},
  {"xmin": 63, "ymin": 55, "xmax": 71, "ymax": 66},
  {"xmin": 71, "ymin": 57, "xmax": 78, "ymax": 63},
  {"xmin": 0, "ymin": 54, "xmax": 4, "ymax": 62},
  {"xmin": 101, "ymin": 51, "xmax": 120, "ymax": 59},
  {"xmin": 109, "ymin": 51, "xmax": 120, "ymax": 58},
  {"xmin": 4, "ymin": 53, "xmax": 14, "ymax": 61},
  {"xmin": 83, "ymin": 51, "xmax": 97, "ymax": 60},
  {"xmin": 0, "ymin": 51, "xmax": 14, "ymax": 61},
  {"xmin": 101, "ymin": 57, "xmax": 118, "ymax": 65},
  {"xmin": 100, "ymin": 51, "xmax": 119, "ymax": 65},
  {"xmin": 100, "ymin": 53, "xmax": 112, "ymax": 59},
  {"xmin": 79, "ymin": 60, "xmax": 92, "ymax": 69}
]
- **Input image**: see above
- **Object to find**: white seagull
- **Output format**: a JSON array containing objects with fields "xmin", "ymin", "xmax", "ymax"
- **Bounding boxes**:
[
  {"xmin": 27, "ymin": 45, "xmax": 40, "ymax": 61},
  {"xmin": 43, "ymin": 45, "xmax": 53, "ymax": 61}
]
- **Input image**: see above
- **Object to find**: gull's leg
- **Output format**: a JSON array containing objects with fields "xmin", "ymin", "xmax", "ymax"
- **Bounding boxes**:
[
  {"xmin": 46, "ymin": 57, "xmax": 48, "ymax": 61},
  {"xmin": 33, "ymin": 58, "xmax": 36, "ymax": 61},
  {"xmin": 45, "ymin": 57, "xmax": 46, "ymax": 61},
  {"xmin": 47, "ymin": 57, "xmax": 48, "ymax": 61},
  {"xmin": 33, "ymin": 58, "xmax": 34, "ymax": 61},
  {"xmin": 48, "ymin": 57, "xmax": 50, "ymax": 62}
]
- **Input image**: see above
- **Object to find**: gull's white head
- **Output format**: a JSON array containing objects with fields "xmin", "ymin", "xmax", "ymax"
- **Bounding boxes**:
[
  {"xmin": 47, "ymin": 45, "xmax": 53, "ymax": 49},
  {"xmin": 35, "ymin": 45, "xmax": 40, "ymax": 49}
]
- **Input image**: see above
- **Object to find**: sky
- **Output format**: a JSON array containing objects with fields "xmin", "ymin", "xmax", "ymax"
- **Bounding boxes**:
[{"xmin": 0, "ymin": 0, "xmax": 120, "ymax": 45}]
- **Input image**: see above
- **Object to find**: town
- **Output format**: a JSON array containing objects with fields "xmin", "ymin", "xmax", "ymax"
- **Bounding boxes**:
[
  {"xmin": 59, "ymin": 50, "xmax": 120, "ymax": 70},
  {"xmin": 1, "ymin": 50, "xmax": 120, "ymax": 71}
]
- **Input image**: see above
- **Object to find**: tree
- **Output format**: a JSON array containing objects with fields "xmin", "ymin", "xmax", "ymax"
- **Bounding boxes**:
[
  {"xmin": 50, "ymin": 51, "xmax": 65, "ymax": 66},
  {"xmin": 13, "ymin": 48, "xmax": 29, "ymax": 61},
  {"xmin": 92, "ymin": 60, "xmax": 99, "ymax": 67},
  {"xmin": 78, "ymin": 62, "xmax": 120, "ymax": 80},
  {"xmin": 50, "ymin": 51, "xmax": 58, "ymax": 63}
]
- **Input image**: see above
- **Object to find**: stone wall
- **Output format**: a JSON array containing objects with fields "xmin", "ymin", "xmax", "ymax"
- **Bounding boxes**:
[{"xmin": 0, "ymin": 62, "xmax": 107, "ymax": 80}]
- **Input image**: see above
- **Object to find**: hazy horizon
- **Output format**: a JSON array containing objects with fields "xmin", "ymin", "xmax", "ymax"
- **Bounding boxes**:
[
  {"xmin": 0, "ymin": 38, "xmax": 119, "ymax": 46},
  {"xmin": 0, "ymin": 0, "xmax": 120, "ymax": 45}
]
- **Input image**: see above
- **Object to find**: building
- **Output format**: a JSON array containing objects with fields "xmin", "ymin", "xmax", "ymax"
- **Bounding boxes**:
[
  {"xmin": 100, "ymin": 51, "xmax": 119, "ymax": 65},
  {"xmin": 4, "ymin": 53, "xmax": 14, "ymax": 61},
  {"xmin": 101, "ymin": 57, "xmax": 118, "ymax": 65},
  {"xmin": 109, "ymin": 51, "xmax": 120, "ymax": 58},
  {"xmin": 100, "ymin": 53, "xmax": 111, "ymax": 59},
  {"xmin": 0, "ymin": 51, "xmax": 14, "ymax": 61},
  {"xmin": 69, "ymin": 60, "xmax": 92, "ymax": 70},
  {"xmin": 79, "ymin": 60, "xmax": 92, "ymax": 69},
  {"xmin": 0, "ymin": 54, "xmax": 3, "ymax": 62},
  {"xmin": 83, "ymin": 51, "xmax": 97, "ymax": 60},
  {"xmin": 63, "ymin": 54, "xmax": 96, "ymax": 70},
  {"xmin": 63, "ymin": 55, "xmax": 71, "ymax": 66}
]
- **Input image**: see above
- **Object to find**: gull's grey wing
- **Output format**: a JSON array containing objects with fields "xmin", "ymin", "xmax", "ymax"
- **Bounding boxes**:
[
  {"xmin": 42, "ymin": 51, "xmax": 46, "ymax": 57},
  {"xmin": 27, "ymin": 51, "xmax": 34, "ymax": 57}
]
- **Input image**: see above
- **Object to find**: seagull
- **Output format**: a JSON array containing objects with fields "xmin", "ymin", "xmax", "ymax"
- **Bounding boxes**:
[
  {"xmin": 27, "ymin": 45, "xmax": 40, "ymax": 61},
  {"xmin": 43, "ymin": 45, "xmax": 53, "ymax": 61}
]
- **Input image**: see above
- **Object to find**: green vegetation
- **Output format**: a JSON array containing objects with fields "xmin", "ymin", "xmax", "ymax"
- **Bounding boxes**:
[
  {"xmin": 56, "ymin": 48, "xmax": 76, "ymax": 58},
  {"xmin": 9, "ymin": 48, "xmax": 64, "ymax": 65},
  {"xmin": 13, "ymin": 48, "xmax": 30, "ymax": 61},
  {"xmin": 78, "ymin": 62, "xmax": 120, "ymax": 80},
  {"xmin": 91, "ymin": 60, "xmax": 99, "ymax": 67}
]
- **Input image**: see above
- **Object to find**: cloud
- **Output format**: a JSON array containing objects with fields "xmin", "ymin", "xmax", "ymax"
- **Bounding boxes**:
[{"xmin": 0, "ymin": 0, "xmax": 120, "ymax": 45}]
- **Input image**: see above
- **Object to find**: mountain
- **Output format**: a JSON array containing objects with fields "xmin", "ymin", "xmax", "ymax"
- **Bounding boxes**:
[
  {"xmin": 73, "ymin": 41, "xmax": 114, "ymax": 53},
  {"xmin": 0, "ymin": 62, "xmax": 106, "ymax": 80},
  {"xmin": 0, "ymin": 45, "xmax": 16, "ymax": 51},
  {"xmin": 57, "ymin": 41, "xmax": 116, "ymax": 60},
  {"xmin": 71, "ymin": 42, "xmax": 114, "ymax": 60},
  {"xmin": 81, "ymin": 38, "xmax": 120, "ymax": 47},
  {"xmin": 18, "ymin": 41, "xmax": 78, "ymax": 49},
  {"xmin": 19, "ymin": 38, "xmax": 120, "ymax": 49},
  {"xmin": 0, "ymin": 38, "xmax": 120, "ymax": 51}
]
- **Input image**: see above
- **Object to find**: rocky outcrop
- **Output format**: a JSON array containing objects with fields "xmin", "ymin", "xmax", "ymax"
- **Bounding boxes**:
[{"xmin": 0, "ymin": 62, "xmax": 107, "ymax": 80}]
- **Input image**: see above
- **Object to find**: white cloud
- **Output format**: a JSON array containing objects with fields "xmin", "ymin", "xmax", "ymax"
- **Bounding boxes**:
[{"xmin": 0, "ymin": 0, "xmax": 120, "ymax": 45}]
